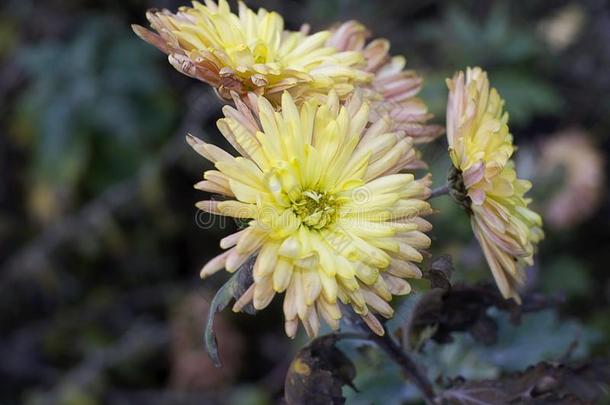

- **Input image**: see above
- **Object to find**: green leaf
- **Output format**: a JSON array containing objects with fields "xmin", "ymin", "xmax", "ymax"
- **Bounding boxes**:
[
  {"xmin": 204, "ymin": 257, "xmax": 254, "ymax": 367},
  {"xmin": 204, "ymin": 275, "xmax": 238, "ymax": 368},
  {"xmin": 422, "ymin": 309, "xmax": 601, "ymax": 381},
  {"xmin": 384, "ymin": 293, "xmax": 423, "ymax": 336}
]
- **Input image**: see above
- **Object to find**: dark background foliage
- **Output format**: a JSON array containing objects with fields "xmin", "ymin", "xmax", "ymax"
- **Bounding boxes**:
[{"xmin": 0, "ymin": 0, "xmax": 609, "ymax": 403}]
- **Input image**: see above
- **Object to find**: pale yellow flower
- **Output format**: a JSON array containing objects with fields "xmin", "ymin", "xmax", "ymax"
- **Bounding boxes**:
[
  {"xmin": 132, "ymin": 0, "xmax": 372, "ymax": 103},
  {"xmin": 446, "ymin": 67, "xmax": 543, "ymax": 302},
  {"xmin": 190, "ymin": 90, "xmax": 432, "ymax": 337},
  {"xmin": 328, "ymin": 21, "xmax": 444, "ymax": 145}
]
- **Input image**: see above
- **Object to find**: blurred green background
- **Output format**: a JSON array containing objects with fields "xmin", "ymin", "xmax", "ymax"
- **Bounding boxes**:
[{"xmin": 0, "ymin": 0, "xmax": 609, "ymax": 404}]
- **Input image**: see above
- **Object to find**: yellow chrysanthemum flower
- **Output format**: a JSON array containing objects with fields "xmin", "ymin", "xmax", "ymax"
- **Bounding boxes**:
[
  {"xmin": 190, "ymin": 90, "xmax": 432, "ymax": 337},
  {"xmin": 132, "ymin": 0, "xmax": 371, "ymax": 102},
  {"xmin": 446, "ymin": 67, "xmax": 544, "ymax": 302},
  {"xmin": 328, "ymin": 21, "xmax": 444, "ymax": 145}
]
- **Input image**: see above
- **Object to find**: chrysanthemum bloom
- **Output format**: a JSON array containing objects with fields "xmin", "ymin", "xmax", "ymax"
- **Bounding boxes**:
[
  {"xmin": 132, "ymin": 0, "xmax": 372, "ymax": 103},
  {"xmin": 445, "ymin": 67, "xmax": 543, "ymax": 302},
  {"xmin": 327, "ymin": 21, "xmax": 444, "ymax": 145},
  {"xmin": 190, "ymin": 90, "xmax": 432, "ymax": 337},
  {"xmin": 540, "ymin": 129, "xmax": 604, "ymax": 229}
]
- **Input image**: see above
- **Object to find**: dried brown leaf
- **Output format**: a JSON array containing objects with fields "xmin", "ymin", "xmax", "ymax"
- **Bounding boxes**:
[
  {"xmin": 284, "ymin": 334, "xmax": 356, "ymax": 405},
  {"xmin": 441, "ymin": 360, "xmax": 610, "ymax": 404},
  {"xmin": 425, "ymin": 255, "xmax": 454, "ymax": 290},
  {"xmin": 407, "ymin": 282, "xmax": 562, "ymax": 349}
]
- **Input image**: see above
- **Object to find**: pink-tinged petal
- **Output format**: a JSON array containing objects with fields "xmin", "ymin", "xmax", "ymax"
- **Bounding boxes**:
[
  {"xmin": 469, "ymin": 188, "xmax": 486, "ymax": 205},
  {"xmin": 463, "ymin": 161, "xmax": 485, "ymax": 188},
  {"xmin": 447, "ymin": 68, "xmax": 543, "ymax": 303}
]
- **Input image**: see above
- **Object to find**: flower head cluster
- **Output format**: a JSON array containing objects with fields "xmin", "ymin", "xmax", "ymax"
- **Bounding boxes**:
[
  {"xmin": 132, "ymin": 0, "xmax": 372, "ymax": 102},
  {"xmin": 446, "ymin": 67, "xmax": 544, "ymax": 301},
  {"xmin": 133, "ymin": 0, "xmax": 545, "ymax": 339},
  {"xmin": 191, "ymin": 90, "xmax": 432, "ymax": 336}
]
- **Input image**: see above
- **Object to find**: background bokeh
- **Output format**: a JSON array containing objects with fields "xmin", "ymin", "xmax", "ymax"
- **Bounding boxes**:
[{"xmin": 1, "ymin": 0, "xmax": 609, "ymax": 403}]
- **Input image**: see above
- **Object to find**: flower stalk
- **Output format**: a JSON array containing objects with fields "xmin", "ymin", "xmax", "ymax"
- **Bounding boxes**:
[
  {"xmin": 429, "ymin": 184, "xmax": 450, "ymax": 199},
  {"xmin": 344, "ymin": 308, "xmax": 436, "ymax": 404},
  {"xmin": 369, "ymin": 332, "xmax": 436, "ymax": 405}
]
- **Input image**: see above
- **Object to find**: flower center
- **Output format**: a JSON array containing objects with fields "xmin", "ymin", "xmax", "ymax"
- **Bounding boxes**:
[
  {"xmin": 292, "ymin": 190, "xmax": 340, "ymax": 230},
  {"xmin": 448, "ymin": 166, "xmax": 472, "ymax": 214},
  {"xmin": 252, "ymin": 42, "xmax": 271, "ymax": 64}
]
